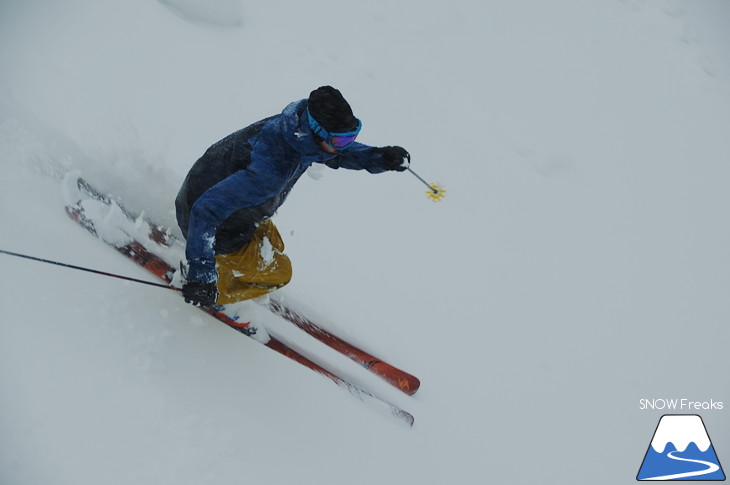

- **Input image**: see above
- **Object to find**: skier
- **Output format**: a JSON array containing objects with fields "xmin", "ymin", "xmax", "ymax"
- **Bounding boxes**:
[{"xmin": 175, "ymin": 86, "xmax": 411, "ymax": 307}]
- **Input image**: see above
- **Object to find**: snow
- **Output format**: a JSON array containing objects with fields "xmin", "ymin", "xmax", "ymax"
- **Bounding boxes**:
[
  {"xmin": 260, "ymin": 236, "xmax": 275, "ymax": 267},
  {"xmin": 1, "ymin": 0, "xmax": 730, "ymax": 484}
]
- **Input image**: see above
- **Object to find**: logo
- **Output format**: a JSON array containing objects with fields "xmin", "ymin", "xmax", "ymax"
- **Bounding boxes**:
[
  {"xmin": 637, "ymin": 414, "xmax": 725, "ymax": 481},
  {"xmin": 639, "ymin": 398, "xmax": 724, "ymax": 411}
]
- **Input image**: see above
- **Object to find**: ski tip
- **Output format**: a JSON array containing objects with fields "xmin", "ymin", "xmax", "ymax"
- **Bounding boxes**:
[
  {"xmin": 401, "ymin": 377, "xmax": 421, "ymax": 396},
  {"xmin": 372, "ymin": 363, "xmax": 421, "ymax": 396},
  {"xmin": 398, "ymin": 410, "xmax": 415, "ymax": 427}
]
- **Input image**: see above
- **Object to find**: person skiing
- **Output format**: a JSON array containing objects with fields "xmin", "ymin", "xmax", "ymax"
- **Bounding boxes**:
[{"xmin": 175, "ymin": 86, "xmax": 410, "ymax": 308}]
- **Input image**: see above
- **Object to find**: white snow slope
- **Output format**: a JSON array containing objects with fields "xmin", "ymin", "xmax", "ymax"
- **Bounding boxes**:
[{"xmin": 1, "ymin": 1, "xmax": 730, "ymax": 484}]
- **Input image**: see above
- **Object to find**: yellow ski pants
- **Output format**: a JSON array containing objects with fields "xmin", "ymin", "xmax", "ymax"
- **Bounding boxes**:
[{"xmin": 214, "ymin": 219, "xmax": 292, "ymax": 304}]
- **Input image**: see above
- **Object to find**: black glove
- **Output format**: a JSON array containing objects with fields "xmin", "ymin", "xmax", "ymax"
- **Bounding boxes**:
[
  {"xmin": 182, "ymin": 281, "xmax": 219, "ymax": 307},
  {"xmin": 374, "ymin": 146, "xmax": 410, "ymax": 171}
]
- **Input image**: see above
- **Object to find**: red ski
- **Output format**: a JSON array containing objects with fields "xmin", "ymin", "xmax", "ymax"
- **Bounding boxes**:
[
  {"xmin": 64, "ymin": 190, "xmax": 414, "ymax": 426},
  {"xmin": 267, "ymin": 300, "xmax": 420, "ymax": 395}
]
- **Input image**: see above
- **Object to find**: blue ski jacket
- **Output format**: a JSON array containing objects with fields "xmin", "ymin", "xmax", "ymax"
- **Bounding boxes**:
[{"xmin": 176, "ymin": 99, "xmax": 392, "ymax": 284}]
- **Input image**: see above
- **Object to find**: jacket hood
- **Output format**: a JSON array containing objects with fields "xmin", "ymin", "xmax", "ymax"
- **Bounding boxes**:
[{"xmin": 279, "ymin": 99, "xmax": 337, "ymax": 162}]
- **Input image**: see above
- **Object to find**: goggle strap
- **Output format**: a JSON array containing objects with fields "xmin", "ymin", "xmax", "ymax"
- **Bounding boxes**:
[{"xmin": 306, "ymin": 108, "xmax": 362, "ymax": 150}]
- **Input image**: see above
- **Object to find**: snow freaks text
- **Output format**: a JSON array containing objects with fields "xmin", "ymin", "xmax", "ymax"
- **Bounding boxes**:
[{"xmin": 639, "ymin": 399, "xmax": 724, "ymax": 411}]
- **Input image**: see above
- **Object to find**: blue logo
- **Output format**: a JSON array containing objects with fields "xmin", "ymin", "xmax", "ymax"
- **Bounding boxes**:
[{"xmin": 637, "ymin": 414, "xmax": 725, "ymax": 481}]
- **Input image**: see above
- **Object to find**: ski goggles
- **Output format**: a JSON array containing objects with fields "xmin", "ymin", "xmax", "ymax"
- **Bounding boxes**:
[{"xmin": 306, "ymin": 108, "xmax": 362, "ymax": 150}]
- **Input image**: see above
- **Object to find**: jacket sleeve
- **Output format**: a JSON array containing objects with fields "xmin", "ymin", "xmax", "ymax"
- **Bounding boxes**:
[
  {"xmin": 324, "ymin": 142, "xmax": 391, "ymax": 174},
  {"xmin": 185, "ymin": 169, "xmax": 283, "ymax": 283}
]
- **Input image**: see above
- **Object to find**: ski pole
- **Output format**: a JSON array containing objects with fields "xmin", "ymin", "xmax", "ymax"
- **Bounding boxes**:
[
  {"xmin": 0, "ymin": 248, "xmax": 180, "ymax": 291},
  {"xmin": 407, "ymin": 167, "xmax": 437, "ymax": 194},
  {"xmin": 406, "ymin": 167, "xmax": 446, "ymax": 201}
]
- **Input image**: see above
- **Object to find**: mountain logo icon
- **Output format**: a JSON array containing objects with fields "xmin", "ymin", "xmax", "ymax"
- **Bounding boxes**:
[{"xmin": 637, "ymin": 414, "xmax": 726, "ymax": 481}]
